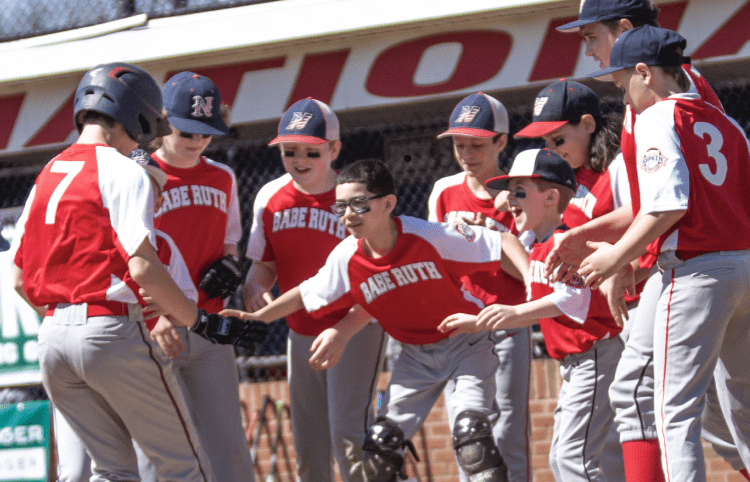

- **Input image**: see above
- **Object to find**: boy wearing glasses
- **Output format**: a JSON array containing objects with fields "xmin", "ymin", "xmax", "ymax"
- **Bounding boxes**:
[
  {"xmin": 243, "ymin": 98, "xmax": 386, "ymax": 482},
  {"xmin": 229, "ymin": 158, "xmax": 530, "ymax": 482}
]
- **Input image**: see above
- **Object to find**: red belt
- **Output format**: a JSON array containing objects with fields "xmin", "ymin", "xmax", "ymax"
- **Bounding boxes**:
[{"xmin": 46, "ymin": 301, "xmax": 129, "ymax": 318}]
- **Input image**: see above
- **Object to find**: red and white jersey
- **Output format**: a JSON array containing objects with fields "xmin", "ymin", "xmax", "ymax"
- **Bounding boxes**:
[
  {"xmin": 529, "ymin": 228, "xmax": 622, "ymax": 359},
  {"xmin": 634, "ymin": 94, "xmax": 750, "ymax": 257},
  {"xmin": 14, "ymin": 144, "xmax": 155, "ymax": 307},
  {"xmin": 562, "ymin": 154, "xmax": 630, "ymax": 228},
  {"xmin": 152, "ymin": 153, "xmax": 241, "ymax": 314},
  {"xmin": 428, "ymin": 172, "xmax": 525, "ymax": 306},
  {"xmin": 299, "ymin": 216, "xmax": 504, "ymax": 345},
  {"xmin": 246, "ymin": 174, "xmax": 350, "ymax": 336}
]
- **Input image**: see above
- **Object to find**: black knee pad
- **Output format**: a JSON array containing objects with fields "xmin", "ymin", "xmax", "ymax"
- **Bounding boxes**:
[
  {"xmin": 362, "ymin": 417, "xmax": 406, "ymax": 482},
  {"xmin": 453, "ymin": 410, "xmax": 509, "ymax": 482}
]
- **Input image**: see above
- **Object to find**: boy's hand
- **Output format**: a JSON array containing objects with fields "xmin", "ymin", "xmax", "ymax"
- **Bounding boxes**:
[
  {"xmin": 150, "ymin": 316, "xmax": 185, "ymax": 359},
  {"xmin": 579, "ymin": 241, "xmax": 623, "ymax": 289},
  {"xmin": 545, "ymin": 231, "xmax": 594, "ymax": 283},
  {"xmin": 309, "ymin": 327, "xmax": 349, "ymax": 370},
  {"xmin": 438, "ymin": 313, "xmax": 481, "ymax": 336},
  {"xmin": 243, "ymin": 288, "xmax": 275, "ymax": 312},
  {"xmin": 598, "ymin": 265, "xmax": 636, "ymax": 327},
  {"xmin": 477, "ymin": 303, "xmax": 518, "ymax": 331},
  {"xmin": 139, "ymin": 288, "xmax": 170, "ymax": 318}
]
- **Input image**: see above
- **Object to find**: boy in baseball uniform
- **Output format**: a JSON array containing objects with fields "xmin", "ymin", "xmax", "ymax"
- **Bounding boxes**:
[
  {"xmin": 580, "ymin": 26, "xmax": 750, "ymax": 482},
  {"xmin": 441, "ymin": 148, "xmax": 623, "ymax": 482},
  {"xmin": 227, "ymin": 158, "xmax": 531, "ymax": 482},
  {"xmin": 428, "ymin": 92, "xmax": 531, "ymax": 482},
  {"xmin": 11, "ymin": 63, "xmax": 266, "ymax": 482}
]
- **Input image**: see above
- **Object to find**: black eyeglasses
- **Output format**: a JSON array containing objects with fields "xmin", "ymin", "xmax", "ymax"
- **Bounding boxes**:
[
  {"xmin": 330, "ymin": 194, "xmax": 386, "ymax": 216},
  {"xmin": 282, "ymin": 150, "xmax": 321, "ymax": 159},
  {"xmin": 178, "ymin": 131, "xmax": 212, "ymax": 140}
]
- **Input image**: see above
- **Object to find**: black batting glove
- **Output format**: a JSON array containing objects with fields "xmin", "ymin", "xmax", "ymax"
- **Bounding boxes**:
[
  {"xmin": 191, "ymin": 308, "xmax": 268, "ymax": 349},
  {"xmin": 199, "ymin": 254, "xmax": 243, "ymax": 299}
]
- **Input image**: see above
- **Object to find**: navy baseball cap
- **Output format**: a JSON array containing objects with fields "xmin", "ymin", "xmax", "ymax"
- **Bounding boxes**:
[
  {"xmin": 515, "ymin": 79, "xmax": 601, "ymax": 138},
  {"xmin": 437, "ymin": 92, "xmax": 509, "ymax": 138},
  {"xmin": 587, "ymin": 26, "xmax": 689, "ymax": 78},
  {"xmin": 557, "ymin": 0, "xmax": 659, "ymax": 32},
  {"xmin": 269, "ymin": 98, "xmax": 340, "ymax": 146},
  {"xmin": 129, "ymin": 149, "xmax": 168, "ymax": 190},
  {"xmin": 162, "ymin": 72, "xmax": 229, "ymax": 136},
  {"xmin": 485, "ymin": 149, "xmax": 577, "ymax": 192}
]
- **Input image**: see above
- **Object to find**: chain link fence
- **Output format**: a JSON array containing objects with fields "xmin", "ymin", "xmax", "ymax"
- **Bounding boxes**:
[
  {"xmin": 0, "ymin": 0, "xmax": 277, "ymax": 43},
  {"xmin": 2, "ymin": 79, "xmax": 750, "ymax": 381}
]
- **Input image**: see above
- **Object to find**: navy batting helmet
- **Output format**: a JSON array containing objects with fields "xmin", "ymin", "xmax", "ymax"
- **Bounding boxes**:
[{"xmin": 74, "ymin": 62, "xmax": 171, "ymax": 144}]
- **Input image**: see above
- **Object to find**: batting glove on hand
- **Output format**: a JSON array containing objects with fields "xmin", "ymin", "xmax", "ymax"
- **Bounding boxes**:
[
  {"xmin": 191, "ymin": 308, "xmax": 269, "ymax": 349},
  {"xmin": 199, "ymin": 254, "xmax": 243, "ymax": 299}
]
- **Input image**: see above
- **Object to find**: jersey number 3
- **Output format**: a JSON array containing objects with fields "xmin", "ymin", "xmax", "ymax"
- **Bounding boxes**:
[
  {"xmin": 694, "ymin": 122, "xmax": 727, "ymax": 186},
  {"xmin": 46, "ymin": 160, "xmax": 84, "ymax": 224}
]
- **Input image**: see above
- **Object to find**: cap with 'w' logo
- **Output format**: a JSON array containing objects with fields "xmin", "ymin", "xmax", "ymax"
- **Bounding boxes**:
[
  {"xmin": 162, "ymin": 71, "xmax": 229, "ymax": 136},
  {"xmin": 437, "ymin": 92, "xmax": 509, "ymax": 139},
  {"xmin": 269, "ymin": 98, "xmax": 340, "ymax": 146}
]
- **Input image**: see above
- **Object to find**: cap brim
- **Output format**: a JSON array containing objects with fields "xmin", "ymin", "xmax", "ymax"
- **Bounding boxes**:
[
  {"xmin": 556, "ymin": 18, "xmax": 596, "ymax": 32},
  {"xmin": 168, "ymin": 116, "xmax": 228, "ymax": 136},
  {"xmin": 514, "ymin": 120, "xmax": 569, "ymax": 138},
  {"xmin": 586, "ymin": 65, "xmax": 624, "ymax": 79},
  {"xmin": 485, "ymin": 175, "xmax": 511, "ymax": 190},
  {"xmin": 269, "ymin": 135, "xmax": 328, "ymax": 146},
  {"xmin": 437, "ymin": 127, "xmax": 499, "ymax": 139}
]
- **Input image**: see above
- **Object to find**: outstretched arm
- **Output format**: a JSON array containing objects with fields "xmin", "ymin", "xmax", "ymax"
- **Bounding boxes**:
[
  {"xmin": 499, "ymin": 232, "xmax": 529, "ymax": 284},
  {"xmin": 309, "ymin": 305, "xmax": 373, "ymax": 370},
  {"xmin": 222, "ymin": 286, "xmax": 305, "ymax": 323}
]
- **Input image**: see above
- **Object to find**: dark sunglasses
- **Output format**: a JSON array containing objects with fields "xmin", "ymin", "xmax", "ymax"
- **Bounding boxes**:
[
  {"xmin": 282, "ymin": 150, "xmax": 321, "ymax": 159},
  {"xmin": 178, "ymin": 131, "xmax": 212, "ymax": 140},
  {"xmin": 330, "ymin": 194, "xmax": 387, "ymax": 216}
]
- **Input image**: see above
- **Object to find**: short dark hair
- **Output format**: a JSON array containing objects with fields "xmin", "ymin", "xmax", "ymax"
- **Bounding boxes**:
[
  {"xmin": 533, "ymin": 179, "xmax": 576, "ymax": 214},
  {"xmin": 337, "ymin": 159, "xmax": 395, "ymax": 196},
  {"xmin": 77, "ymin": 110, "xmax": 116, "ymax": 129}
]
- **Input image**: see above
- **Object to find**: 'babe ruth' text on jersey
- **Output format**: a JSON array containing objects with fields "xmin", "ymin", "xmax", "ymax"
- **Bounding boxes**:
[
  {"xmin": 156, "ymin": 184, "xmax": 228, "ymax": 216},
  {"xmin": 634, "ymin": 94, "xmax": 750, "ymax": 255},
  {"xmin": 528, "ymin": 228, "xmax": 622, "ymax": 359},
  {"xmin": 299, "ymin": 216, "xmax": 504, "ymax": 345},
  {"xmin": 246, "ymin": 174, "xmax": 351, "ymax": 336}
]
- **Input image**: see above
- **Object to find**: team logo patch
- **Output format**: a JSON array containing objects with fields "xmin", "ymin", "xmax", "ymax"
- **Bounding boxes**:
[
  {"xmin": 191, "ymin": 96, "xmax": 214, "ymax": 118},
  {"xmin": 287, "ymin": 112, "xmax": 314, "ymax": 130},
  {"xmin": 455, "ymin": 106, "xmax": 481, "ymax": 123},
  {"xmin": 640, "ymin": 148, "xmax": 668, "ymax": 173},
  {"xmin": 533, "ymin": 97, "xmax": 549, "ymax": 116},
  {"xmin": 456, "ymin": 222, "xmax": 476, "ymax": 242},
  {"xmin": 565, "ymin": 273, "xmax": 586, "ymax": 289}
]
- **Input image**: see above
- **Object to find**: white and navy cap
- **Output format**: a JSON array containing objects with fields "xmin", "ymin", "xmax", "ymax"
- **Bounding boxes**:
[
  {"xmin": 162, "ymin": 72, "xmax": 229, "ymax": 136},
  {"xmin": 129, "ymin": 149, "xmax": 168, "ymax": 190},
  {"xmin": 437, "ymin": 92, "xmax": 509, "ymax": 139},
  {"xmin": 485, "ymin": 148, "xmax": 577, "ymax": 191},
  {"xmin": 269, "ymin": 98, "xmax": 340, "ymax": 146}
]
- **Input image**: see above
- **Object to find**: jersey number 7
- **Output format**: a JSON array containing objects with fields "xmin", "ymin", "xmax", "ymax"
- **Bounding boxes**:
[{"xmin": 45, "ymin": 160, "xmax": 84, "ymax": 224}]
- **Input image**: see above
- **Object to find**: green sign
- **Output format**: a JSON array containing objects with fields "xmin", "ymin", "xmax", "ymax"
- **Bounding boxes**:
[{"xmin": 0, "ymin": 400, "xmax": 51, "ymax": 481}]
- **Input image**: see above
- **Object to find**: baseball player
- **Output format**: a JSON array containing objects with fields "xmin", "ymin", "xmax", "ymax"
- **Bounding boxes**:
[
  {"xmin": 428, "ymin": 92, "xmax": 532, "ymax": 482},
  {"xmin": 242, "ymin": 98, "xmax": 387, "ymax": 482},
  {"xmin": 551, "ymin": 3, "xmax": 750, "ymax": 481},
  {"xmin": 441, "ymin": 149, "xmax": 624, "ymax": 482},
  {"xmin": 147, "ymin": 71, "xmax": 254, "ymax": 482},
  {"xmin": 230, "ymin": 158, "xmax": 531, "ymax": 482},
  {"xmin": 10, "ymin": 62, "xmax": 266, "ymax": 482},
  {"xmin": 580, "ymin": 26, "xmax": 750, "ymax": 482}
]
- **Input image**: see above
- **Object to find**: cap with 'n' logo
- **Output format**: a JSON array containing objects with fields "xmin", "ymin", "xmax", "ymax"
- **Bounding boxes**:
[
  {"xmin": 438, "ymin": 92, "xmax": 509, "ymax": 139},
  {"xmin": 515, "ymin": 79, "xmax": 601, "ymax": 138},
  {"xmin": 269, "ymin": 98, "xmax": 340, "ymax": 146},
  {"xmin": 162, "ymin": 71, "xmax": 229, "ymax": 136}
]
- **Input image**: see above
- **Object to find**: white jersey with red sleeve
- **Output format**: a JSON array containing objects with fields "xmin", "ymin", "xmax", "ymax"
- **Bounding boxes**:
[
  {"xmin": 529, "ymin": 228, "xmax": 622, "ymax": 359},
  {"xmin": 299, "ymin": 216, "xmax": 503, "ymax": 345},
  {"xmin": 634, "ymin": 94, "xmax": 750, "ymax": 257},
  {"xmin": 246, "ymin": 174, "xmax": 350, "ymax": 336},
  {"xmin": 152, "ymin": 153, "xmax": 241, "ymax": 314},
  {"xmin": 562, "ymin": 154, "xmax": 631, "ymax": 228},
  {"xmin": 428, "ymin": 172, "xmax": 526, "ymax": 306},
  {"xmin": 15, "ymin": 144, "xmax": 155, "ymax": 307}
]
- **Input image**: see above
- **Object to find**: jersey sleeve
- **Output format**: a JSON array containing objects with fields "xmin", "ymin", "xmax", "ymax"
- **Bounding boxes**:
[
  {"xmin": 298, "ymin": 238, "xmax": 358, "ymax": 316},
  {"xmin": 427, "ymin": 181, "xmax": 446, "ymax": 222},
  {"xmin": 11, "ymin": 185, "xmax": 35, "ymax": 269},
  {"xmin": 634, "ymin": 100, "xmax": 690, "ymax": 215},
  {"xmin": 224, "ymin": 170, "xmax": 242, "ymax": 247},
  {"xmin": 97, "ymin": 147, "xmax": 156, "ymax": 258},
  {"xmin": 541, "ymin": 278, "xmax": 592, "ymax": 324},
  {"xmin": 607, "ymin": 153, "xmax": 631, "ymax": 209},
  {"xmin": 245, "ymin": 183, "xmax": 274, "ymax": 262}
]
